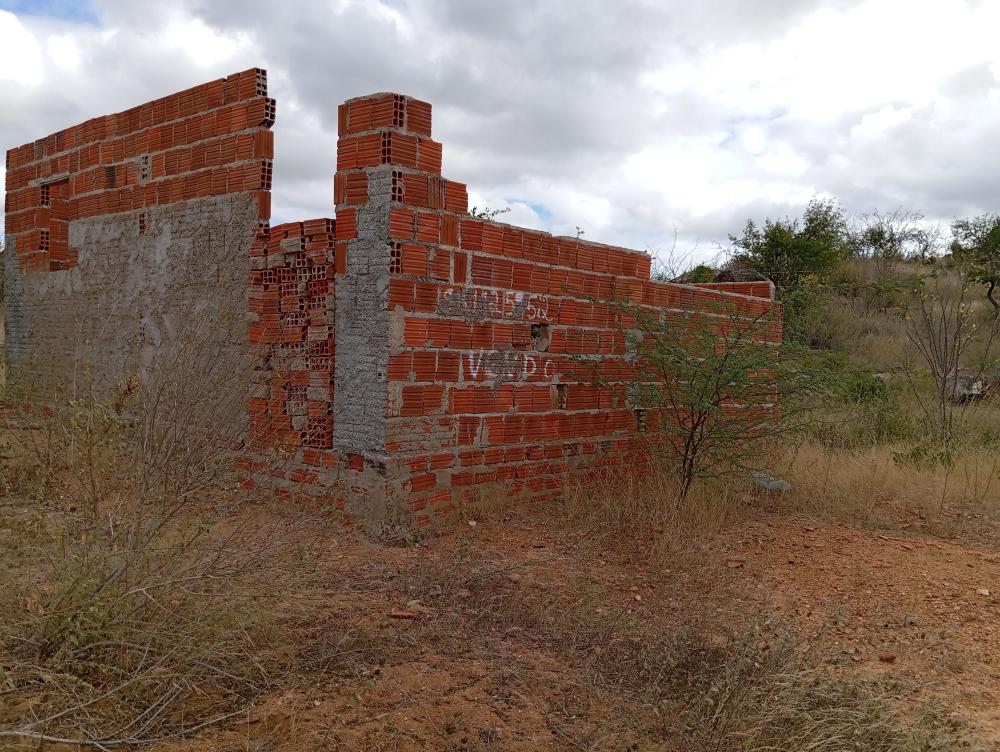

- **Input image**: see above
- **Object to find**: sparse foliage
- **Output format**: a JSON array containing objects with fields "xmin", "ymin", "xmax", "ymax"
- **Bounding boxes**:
[
  {"xmin": 468, "ymin": 204, "xmax": 511, "ymax": 221},
  {"xmin": 851, "ymin": 209, "xmax": 929, "ymax": 268},
  {"xmin": 901, "ymin": 270, "xmax": 999, "ymax": 446},
  {"xmin": 648, "ymin": 227, "xmax": 717, "ymax": 283},
  {"xmin": 951, "ymin": 212, "xmax": 1000, "ymax": 314},
  {"xmin": 613, "ymin": 300, "xmax": 835, "ymax": 498},
  {"xmin": 848, "ymin": 209, "xmax": 931, "ymax": 313}
]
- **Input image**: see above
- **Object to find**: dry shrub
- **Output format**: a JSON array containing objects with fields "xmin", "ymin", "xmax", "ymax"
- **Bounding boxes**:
[
  {"xmin": 0, "ymin": 317, "xmax": 330, "ymax": 749},
  {"xmin": 555, "ymin": 460, "xmax": 756, "ymax": 552},
  {"xmin": 657, "ymin": 628, "xmax": 960, "ymax": 751},
  {"xmin": 1, "ymin": 502, "xmax": 323, "ymax": 749}
]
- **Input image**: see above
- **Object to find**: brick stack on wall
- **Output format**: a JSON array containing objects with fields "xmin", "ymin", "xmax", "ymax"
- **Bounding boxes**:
[
  {"xmin": 4, "ymin": 72, "xmax": 781, "ymax": 529},
  {"xmin": 4, "ymin": 68, "xmax": 275, "ymax": 389}
]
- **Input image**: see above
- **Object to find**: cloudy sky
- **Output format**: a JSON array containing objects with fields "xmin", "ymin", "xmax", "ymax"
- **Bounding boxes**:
[{"xmin": 1, "ymin": 0, "xmax": 998, "ymax": 266}]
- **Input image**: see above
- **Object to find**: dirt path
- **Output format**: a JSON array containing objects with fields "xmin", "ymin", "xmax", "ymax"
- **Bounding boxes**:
[
  {"xmin": 725, "ymin": 516, "xmax": 1000, "ymax": 747},
  {"xmin": 144, "ymin": 511, "xmax": 1000, "ymax": 750}
]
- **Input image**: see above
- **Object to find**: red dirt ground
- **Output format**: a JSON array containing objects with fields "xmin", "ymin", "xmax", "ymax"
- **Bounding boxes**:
[{"xmin": 142, "ymin": 510, "xmax": 999, "ymax": 751}]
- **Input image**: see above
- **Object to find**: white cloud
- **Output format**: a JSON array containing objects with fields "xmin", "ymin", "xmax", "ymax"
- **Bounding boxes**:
[
  {"xmin": 0, "ymin": 11, "xmax": 45, "ymax": 86},
  {"xmin": 161, "ymin": 17, "xmax": 250, "ymax": 67},
  {"xmin": 1, "ymin": 0, "xmax": 999, "ymax": 269},
  {"xmin": 46, "ymin": 32, "xmax": 82, "ymax": 71}
]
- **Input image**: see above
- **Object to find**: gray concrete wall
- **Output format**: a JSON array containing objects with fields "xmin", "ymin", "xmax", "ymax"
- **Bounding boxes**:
[
  {"xmin": 3, "ymin": 193, "xmax": 257, "ymax": 402},
  {"xmin": 332, "ymin": 167, "xmax": 392, "ymax": 453}
]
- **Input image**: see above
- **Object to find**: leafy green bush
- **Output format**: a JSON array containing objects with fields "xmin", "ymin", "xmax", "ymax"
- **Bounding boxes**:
[
  {"xmin": 802, "ymin": 355, "xmax": 914, "ymax": 449},
  {"xmin": 728, "ymin": 198, "xmax": 849, "ymax": 293}
]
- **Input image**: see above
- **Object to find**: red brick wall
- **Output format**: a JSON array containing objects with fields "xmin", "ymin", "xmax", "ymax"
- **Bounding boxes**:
[
  {"xmin": 5, "ymin": 68, "xmax": 274, "ymax": 271},
  {"xmin": 5, "ymin": 72, "xmax": 781, "ymax": 528},
  {"xmin": 329, "ymin": 92, "xmax": 782, "ymax": 523},
  {"xmin": 247, "ymin": 218, "xmax": 338, "ymax": 450}
]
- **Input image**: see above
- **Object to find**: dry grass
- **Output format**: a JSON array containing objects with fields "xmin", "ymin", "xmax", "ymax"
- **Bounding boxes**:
[
  {"xmin": 556, "ymin": 461, "xmax": 755, "ymax": 551},
  {"xmin": 775, "ymin": 440, "xmax": 1000, "ymax": 538},
  {"xmin": 0, "ymin": 318, "xmax": 338, "ymax": 750},
  {"xmin": 814, "ymin": 294, "xmax": 910, "ymax": 370},
  {"xmin": 812, "ymin": 262, "xmax": 999, "ymax": 374},
  {"xmin": 0, "ymin": 404, "xmax": 968, "ymax": 751},
  {"xmin": 0, "ymin": 402, "xmax": 335, "ymax": 749}
]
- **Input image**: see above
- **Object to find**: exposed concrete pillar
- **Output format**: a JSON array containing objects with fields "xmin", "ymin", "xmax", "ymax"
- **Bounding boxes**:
[
  {"xmin": 332, "ymin": 165, "xmax": 393, "ymax": 453},
  {"xmin": 332, "ymin": 93, "xmax": 435, "ymax": 456}
]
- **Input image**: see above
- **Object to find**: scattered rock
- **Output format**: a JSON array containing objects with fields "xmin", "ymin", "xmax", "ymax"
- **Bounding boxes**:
[
  {"xmin": 976, "ymin": 588, "xmax": 991, "ymax": 597},
  {"xmin": 946, "ymin": 370, "xmax": 989, "ymax": 403},
  {"xmin": 389, "ymin": 609, "xmax": 418, "ymax": 619},
  {"xmin": 750, "ymin": 471, "xmax": 792, "ymax": 493},
  {"xmin": 724, "ymin": 558, "xmax": 746, "ymax": 569},
  {"xmin": 879, "ymin": 653, "xmax": 897, "ymax": 663}
]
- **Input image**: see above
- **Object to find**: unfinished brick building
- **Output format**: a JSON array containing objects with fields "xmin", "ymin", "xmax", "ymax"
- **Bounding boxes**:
[{"xmin": 4, "ymin": 69, "xmax": 779, "ymax": 529}]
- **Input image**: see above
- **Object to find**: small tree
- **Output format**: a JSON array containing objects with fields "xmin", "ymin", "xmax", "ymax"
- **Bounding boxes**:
[
  {"xmin": 852, "ymin": 209, "xmax": 927, "ymax": 271},
  {"xmin": 727, "ymin": 198, "xmax": 849, "ymax": 341},
  {"xmin": 951, "ymin": 213, "xmax": 1000, "ymax": 314},
  {"xmin": 902, "ymin": 270, "xmax": 998, "ymax": 444},
  {"xmin": 728, "ymin": 198, "xmax": 849, "ymax": 295},
  {"xmin": 847, "ymin": 209, "xmax": 931, "ymax": 314},
  {"xmin": 610, "ymin": 299, "xmax": 834, "ymax": 499}
]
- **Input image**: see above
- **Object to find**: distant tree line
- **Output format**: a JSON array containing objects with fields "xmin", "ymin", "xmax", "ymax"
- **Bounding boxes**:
[{"xmin": 672, "ymin": 199, "xmax": 1000, "ymax": 336}]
